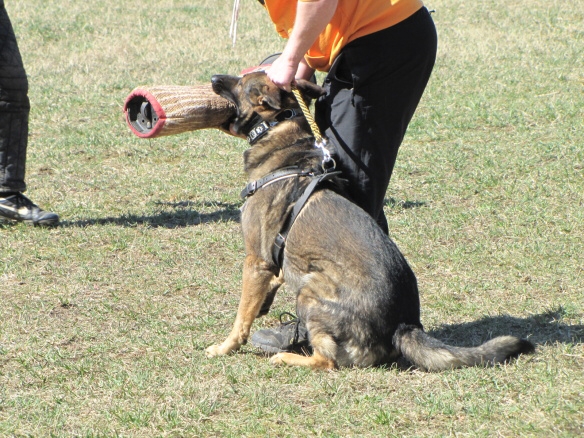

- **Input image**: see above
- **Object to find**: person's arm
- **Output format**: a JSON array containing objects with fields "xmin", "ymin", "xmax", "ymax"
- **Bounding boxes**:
[
  {"xmin": 296, "ymin": 58, "xmax": 316, "ymax": 81},
  {"xmin": 267, "ymin": 0, "xmax": 337, "ymax": 91}
]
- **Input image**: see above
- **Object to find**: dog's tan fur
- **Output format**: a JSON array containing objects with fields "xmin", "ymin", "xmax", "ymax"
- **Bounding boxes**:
[{"xmin": 205, "ymin": 72, "xmax": 534, "ymax": 371}]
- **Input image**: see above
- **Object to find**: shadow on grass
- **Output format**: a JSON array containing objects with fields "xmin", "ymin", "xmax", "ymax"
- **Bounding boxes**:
[
  {"xmin": 57, "ymin": 197, "xmax": 425, "ymax": 229},
  {"xmin": 427, "ymin": 306, "xmax": 583, "ymax": 347},
  {"xmin": 61, "ymin": 200, "xmax": 241, "ymax": 228}
]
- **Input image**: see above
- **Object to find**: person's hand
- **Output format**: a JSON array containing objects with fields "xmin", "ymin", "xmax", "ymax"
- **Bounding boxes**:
[
  {"xmin": 265, "ymin": 0, "xmax": 337, "ymax": 91},
  {"xmin": 266, "ymin": 55, "xmax": 298, "ymax": 92}
]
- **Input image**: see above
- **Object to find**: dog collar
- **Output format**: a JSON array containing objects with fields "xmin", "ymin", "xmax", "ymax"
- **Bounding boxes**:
[{"xmin": 246, "ymin": 108, "xmax": 302, "ymax": 145}]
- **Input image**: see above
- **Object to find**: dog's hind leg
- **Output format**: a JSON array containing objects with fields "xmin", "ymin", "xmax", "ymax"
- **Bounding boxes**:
[
  {"xmin": 270, "ymin": 332, "xmax": 338, "ymax": 370},
  {"xmin": 270, "ymin": 350, "xmax": 336, "ymax": 370},
  {"xmin": 206, "ymin": 255, "xmax": 278, "ymax": 357}
]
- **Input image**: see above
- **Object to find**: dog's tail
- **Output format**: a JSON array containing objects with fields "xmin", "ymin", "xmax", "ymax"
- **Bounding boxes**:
[{"xmin": 393, "ymin": 324, "xmax": 535, "ymax": 371}]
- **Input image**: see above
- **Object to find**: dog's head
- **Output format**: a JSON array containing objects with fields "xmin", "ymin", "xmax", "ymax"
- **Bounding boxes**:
[{"xmin": 211, "ymin": 71, "xmax": 325, "ymax": 137}]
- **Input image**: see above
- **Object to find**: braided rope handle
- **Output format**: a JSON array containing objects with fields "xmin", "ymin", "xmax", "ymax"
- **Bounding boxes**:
[
  {"xmin": 291, "ymin": 84, "xmax": 335, "ymax": 169},
  {"xmin": 291, "ymin": 85, "xmax": 323, "ymax": 143}
]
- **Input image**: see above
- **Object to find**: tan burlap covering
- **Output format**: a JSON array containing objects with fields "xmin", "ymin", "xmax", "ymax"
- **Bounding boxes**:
[{"xmin": 124, "ymin": 83, "xmax": 235, "ymax": 138}]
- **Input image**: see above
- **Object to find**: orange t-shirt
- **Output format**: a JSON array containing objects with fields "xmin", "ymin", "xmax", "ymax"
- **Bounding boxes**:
[{"xmin": 263, "ymin": 0, "xmax": 424, "ymax": 71}]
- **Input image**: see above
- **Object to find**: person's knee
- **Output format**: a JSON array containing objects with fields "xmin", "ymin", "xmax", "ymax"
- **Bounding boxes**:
[
  {"xmin": 0, "ymin": 76, "xmax": 29, "ymax": 112},
  {"xmin": 0, "ymin": 54, "xmax": 29, "ymax": 99}
]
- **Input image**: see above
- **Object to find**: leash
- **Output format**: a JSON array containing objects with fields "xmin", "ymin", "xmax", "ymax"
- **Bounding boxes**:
[
  {"xmin": 291, "ymin": 85, "xmax": 322, "ymax": 143},
  {"xmin": 291, "ymin": 84, "xmax": 335, "ymax": 171}
]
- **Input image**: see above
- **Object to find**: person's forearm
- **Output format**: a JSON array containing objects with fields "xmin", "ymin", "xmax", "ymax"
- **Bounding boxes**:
[
  {"xmin": 268, "ymin": 0, "xmax": 337, "ymax": 89},
  {"xmin": 296, "ymin": 58, "xmax": 316, "ymax": 81},
  {"xmin": 281, "ymin": 0, "xmax": 338, "ymax": 66}
]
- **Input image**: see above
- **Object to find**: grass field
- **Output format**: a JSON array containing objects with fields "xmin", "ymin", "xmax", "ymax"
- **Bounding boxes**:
[{"xmin": 1, "ymin": 0, "xmax": 583, "ymax": 436}]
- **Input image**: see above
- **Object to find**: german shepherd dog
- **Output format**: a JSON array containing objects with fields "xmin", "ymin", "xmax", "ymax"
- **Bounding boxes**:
[{"xmin": 206, "ymin": 71, "xmax": 534, "ymax": 370}]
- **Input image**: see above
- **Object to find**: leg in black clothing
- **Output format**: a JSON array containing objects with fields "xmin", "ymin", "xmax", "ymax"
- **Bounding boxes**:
[
  {"xmin": 315, "ymin": 7, "xmax": 437, "ymax": 234},
  {"xmin": 0, "ymin": 0, "xmax": 29, "ymax": 194},
  {"xmin": 0, "ymin": 1, "xmax": 58, "ymax": 225}
]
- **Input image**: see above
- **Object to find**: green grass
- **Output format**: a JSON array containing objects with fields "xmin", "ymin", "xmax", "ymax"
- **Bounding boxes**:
[{"xmin": 1, "ymin": 0, "xmax": 583, "ymax": 436}]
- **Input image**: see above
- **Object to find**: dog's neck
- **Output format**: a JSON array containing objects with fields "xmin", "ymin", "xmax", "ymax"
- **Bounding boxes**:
[
  {"xmin": 243, "ymin": 117, "xmax": 323, "ymax": 182},
  {"xmin": 242, "ymin": 108, "xmax": 303, "ymax": 145}
]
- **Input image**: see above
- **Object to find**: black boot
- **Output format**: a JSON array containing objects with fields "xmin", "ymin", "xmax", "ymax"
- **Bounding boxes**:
[{"xmin": 250, "ymin": 312, "xmax": 310, "ymax": 354}]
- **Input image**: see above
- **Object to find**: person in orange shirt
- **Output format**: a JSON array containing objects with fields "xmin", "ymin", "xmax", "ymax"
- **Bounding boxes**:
[{"xmin": 249, "ymin": 0, "xmax": 437, "ymax": 354}]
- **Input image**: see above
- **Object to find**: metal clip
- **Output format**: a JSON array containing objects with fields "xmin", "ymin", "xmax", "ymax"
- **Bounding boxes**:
[{"xmin": 314, "ymin": 137, "xmax": 335, "ymax": 171}]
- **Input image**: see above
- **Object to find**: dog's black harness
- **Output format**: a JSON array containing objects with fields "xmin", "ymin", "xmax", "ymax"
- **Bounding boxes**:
[
  {"xmin": 241, "ymin": 167, "xmax": 341, "ymax": 268},
  {"xmin": 240, "ymin": 166, "xmax": 308, "ymax": 198}
]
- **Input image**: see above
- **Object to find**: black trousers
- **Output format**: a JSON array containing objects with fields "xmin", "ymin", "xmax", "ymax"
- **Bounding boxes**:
[
  {"xmin": 315, "ymin": 7, "xmax": 437, "ymax": 234},
  {"xmin": 0, "ymin": 0, "xmax": 29, "ymax": 193}
]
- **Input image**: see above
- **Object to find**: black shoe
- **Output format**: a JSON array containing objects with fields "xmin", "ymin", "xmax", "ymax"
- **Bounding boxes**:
[
  {"xmin": 0, "ymin": 193, "xmax": 59, "ymax": 226},
  {"xmin": 250, "ymin": 312, "xmax": 310, "ymax": 354}
]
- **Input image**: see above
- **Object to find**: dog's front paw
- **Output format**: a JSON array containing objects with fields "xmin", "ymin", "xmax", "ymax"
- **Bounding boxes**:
[{"xmin": 205, "ymin": 344, "xmax": 230, "ymax": 358}]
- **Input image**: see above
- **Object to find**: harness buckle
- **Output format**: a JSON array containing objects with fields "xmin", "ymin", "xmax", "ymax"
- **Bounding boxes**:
[{"xmin": 274, "ymin": 233, "xmax": 286, "ymax": 249}]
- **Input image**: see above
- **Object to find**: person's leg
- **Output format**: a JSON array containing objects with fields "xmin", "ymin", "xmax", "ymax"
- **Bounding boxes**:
[
  {"xmin": 0, "ymin": 0, "xmax": 28, "ymax": 194},
  {"xmin": 0, "ymin": 1, "xmax": 58, "ymax": 225},
  {"xmin": 315, "ymin": 7, "xmax": 437, "ymax": 234}
]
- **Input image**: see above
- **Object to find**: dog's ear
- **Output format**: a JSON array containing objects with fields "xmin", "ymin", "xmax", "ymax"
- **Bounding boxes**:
[
  {"xmin": 257, "ymin": 84, "xmax": 282, "ymax": 110},
  {"xmin": 295, "ymin": 79, "xmax": 326, "ymax": 100},
  {"xmin": 243, "ymin": 75, "xmax": 283, "ymax": 110}
]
